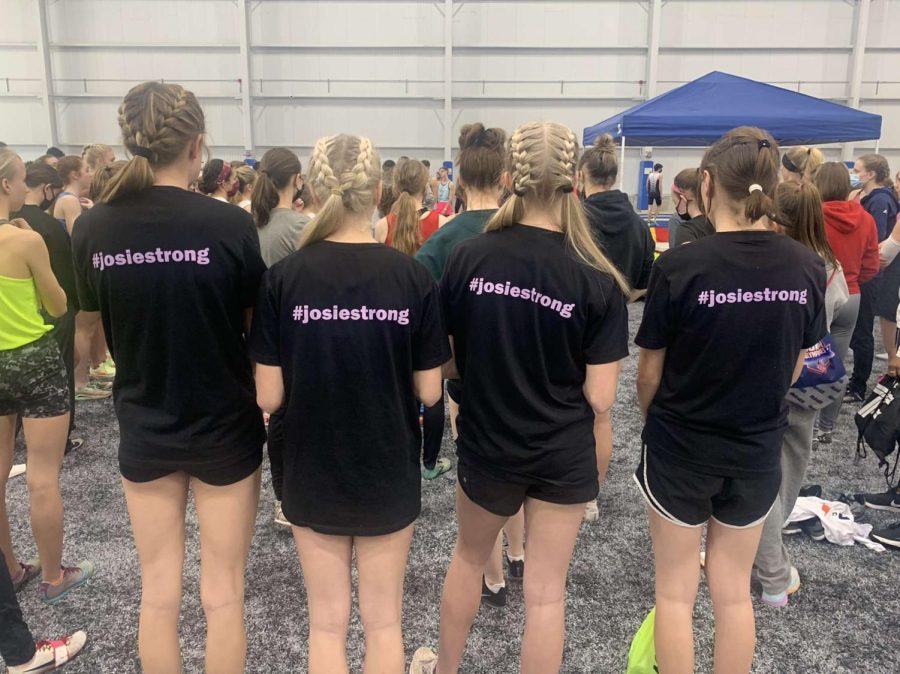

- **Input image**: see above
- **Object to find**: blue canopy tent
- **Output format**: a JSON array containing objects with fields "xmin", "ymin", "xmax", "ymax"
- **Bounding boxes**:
[{"xmin": 583, "ymin": 71, "xmax": 883, "ymax": 188}]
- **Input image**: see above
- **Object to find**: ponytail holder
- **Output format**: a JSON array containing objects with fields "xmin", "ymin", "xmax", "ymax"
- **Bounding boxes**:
[
  {"xmin": 749, "ymin": 184, "xmax": 763, "ymax": 194},
  {"xmin": 132, "ymin": 146, "xmax": 153, "ymax": 160},
  {"xmin": 513, "ymin": 188, "xmax": 527, "ymax": 197},
  {"xmin": 561, "ymin": 185, "xmax": 574, "ymax": 194},
  {"xmin": 331, "ymin": 188, "xmax": 344, "ymax": 197},
  {"xmin": 757, "ymin": 139, "xmax": 771, "ymax": 149}
]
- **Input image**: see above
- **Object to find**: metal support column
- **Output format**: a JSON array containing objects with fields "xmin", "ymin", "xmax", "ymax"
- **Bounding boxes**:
[
  {"xmin": 443, "ymin": 0, "xmax": 454, "ymax": 161},
  {"xmin": 645, "ymin": 0, "xmax": 662, "ymax": 100},
  {"xmin": 34, "ymin": 0, "xmax": 59, "ymax": 148},
  {"xmin": 844, "ymin": 0, "xmax": 871, "ymax": 160},
  {"xmin": 237, "ymin": 0, "xmax": 254, "ymax": 156}
]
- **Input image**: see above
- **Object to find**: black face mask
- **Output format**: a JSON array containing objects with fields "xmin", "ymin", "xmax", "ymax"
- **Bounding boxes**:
[
  {"xmin": 679, "ymin": 210, "xmax": 693, "ymax": 222},
  {"xmin": 39, "ymin": 187, "xmax": 56, "ymax": 212}
]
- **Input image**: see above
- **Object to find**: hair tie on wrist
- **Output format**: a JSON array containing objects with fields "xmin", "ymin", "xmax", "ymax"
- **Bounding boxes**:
[
  {"xmin": 132, "ymin": 146, "xmax": 153, "ymax": 160},
  {"xmin": 749, "ymin": 184, "xmax": 763, "ymax": 194}
]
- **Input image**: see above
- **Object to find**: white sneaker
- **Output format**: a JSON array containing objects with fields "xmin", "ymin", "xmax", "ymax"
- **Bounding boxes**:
[
  {"xmin": 8, "ymin": 631, "xmax": 87, "ymax": 673},
  {"xmin": 583, "ymin": 500, "xmax": 599, "ymax": 523},
  {"xmin": 9, "ymin": 464, "xmax": 26, "ymax": 478},
  {"xmin": 274, "ymin": 500, "xmax": 290, "ymax": 527},
  {"xmin": 409, "ymin": 647, "xmax": 438, "ymax": 674}
]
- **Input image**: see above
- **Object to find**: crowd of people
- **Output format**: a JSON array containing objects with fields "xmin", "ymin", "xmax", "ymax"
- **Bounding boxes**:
[{"xmin": 0, "ymin": 79, "xmax": 898, "ymax": 674}]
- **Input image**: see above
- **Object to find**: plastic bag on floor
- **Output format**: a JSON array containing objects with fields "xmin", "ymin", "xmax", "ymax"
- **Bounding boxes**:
[
  {"xmin": 787, "ymin": 496, "xmax": 885, "ymax": 551},
  {"xmin": 626, "ymin": 608, "xmax": 658, "ymax": 674}
]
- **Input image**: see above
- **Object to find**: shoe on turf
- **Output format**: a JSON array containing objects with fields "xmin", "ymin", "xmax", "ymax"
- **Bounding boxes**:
[
  {"xmin": 761, "ymin": 566, "xmax": 801, "ymax": 608},
  {"xmin": 799, "ymin": 484, "xmax": 823, "ymax": 498},
  {"xmin": 843, "ymin": 388, "xmax": 866, "ymax": 403},
  {"xmin": 861, "ymin": 487, "xmax": 900, "ymax": 512},
  {"xmin": 89, "ymin": 357, "xmax": 115, "ymax": 380},
  {"xmin": 481, "ymin": 577, "xmax": 507, "ymax": 608},
  {"xmin": 7, "ymin": 631, "xmax": 87, "ymax": 674},
  {"xmin": 782, "ymin": 522, "xmax": 804, "ymax": 535},
  {"xmin": 39, "ymin": 561, "xmax": 94, "ymax": 605},
  {"xmin": 423, "ymin": 457, "xmax": 452, "ymax": 480},
  {"xmin": 12, "ymin": 558, "xmax": 41, "ymax": 593},
  {"xmin": 408, "ymin": 647, "xmax": 438, "ymax": 674},
  {"xmin": 800, "ymin": 519, "xmax": 826, "ymax": 542},
  {"xmin": 583, "ymin": 500, "xmax": 599, "ymax": 523},
  {"xmin": 505, "ymin": 554, "xmax": 524, "ymax": 582},
  {"xmin": 813, "ymin": 431, "xmax": 832, "ymax": 446},
  {"xmin": 274, "ymin": 500, "xmax": 290, "ymax": 528},
  {"xmin": 870, "ymin": 521, "xmax": 900, "ymax": 549},
  {"xmin": 834, "ymin": 493, "xmax": 867, "ymax": 521},
  {"xmin": 9, "ymin": 463, "xmax": 26, "ymax": 479},
  {"xmin": 74, "ymin": 383, "xmax": 111, "ymax": 401},
  {"xmin": 64, "ymin": 438, "xmax": 84, "ymax": 456}
]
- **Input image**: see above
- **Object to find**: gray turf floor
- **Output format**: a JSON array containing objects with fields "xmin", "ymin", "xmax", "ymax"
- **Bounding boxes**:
[{"xmin": 5, "ymin": 303, "xmax": 900, "ymax": 673}]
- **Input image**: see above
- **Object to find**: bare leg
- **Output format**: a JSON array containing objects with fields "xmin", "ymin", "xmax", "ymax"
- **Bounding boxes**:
[
  {"xmin": 647, "ymin": 508, "xmax": 703, "ymax": 674},
  {"xmin": 73, "ymin": 312, "xmax": 97, "ymax": 390},
  {"xmin": 293, "ymin": 527, "xmax": 352, "ymax": 674},
  {"xmin": 881, "ymin": 318, "xmax": 896, "ymax": 360},
  {"xmin": 706, "ymin": 518, "xmax": 765, "ymax": 674},
  {"xmin": 123, "ymin": 473, "xmax": 189, "ymax": 674},
  {"xmin": 22, "ymin": 414, "xmax": 69, "ymax": 580},
  {"xmin": 483, "ymin": 532, "xmax": 504, "ymax": 588},
  {"xmin": 436, "ymin": 484, "xmax": 507, "ymax": 674},
  {"xmin": 505, "ymin": 506, "xmax": 525, "ymax": 559},
  {"xmin": 89, "ymin": 322, "xmax": 109, "ymax": 367},
  {"xmin": 356, "ymin": 525, "xmax": 415, "ymax": 674},
  {"xmin": 449, "ymin": 398, "xmax": 459, "ymax": 442},
  {"xmin": 520, "ymin": 498, "xmax": 584, "ymax": 674},
  {"xmin": 0, "ymin": 415, "xmax": 19, "ymax": 577}
]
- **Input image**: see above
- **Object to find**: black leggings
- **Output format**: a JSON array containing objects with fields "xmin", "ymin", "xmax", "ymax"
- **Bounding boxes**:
[
  {"xmin": 422, "ymin": 396, "xmax": 445, "ymax": 470},
  {"xmin": 0, "ymin": 549, "xmax": 36, "ymax": 667},
  {"xmin": 267, "ymin": 407, "xmax": 285, "ymax": 501}
]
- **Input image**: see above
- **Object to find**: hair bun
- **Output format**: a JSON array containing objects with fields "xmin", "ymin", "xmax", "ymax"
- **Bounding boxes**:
[{"xmin": 593, "ymin": 133, "xmax": 616, "ymax": 154}]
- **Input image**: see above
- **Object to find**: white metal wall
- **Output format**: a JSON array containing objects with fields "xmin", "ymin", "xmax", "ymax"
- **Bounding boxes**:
[{"xmin": 2, "ymin": 0, "xmax": 900, "ymax": 191}]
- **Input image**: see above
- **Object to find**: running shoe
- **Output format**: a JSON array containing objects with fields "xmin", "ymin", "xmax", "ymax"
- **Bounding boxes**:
[
  {"xmin": 9, "ymin": 463, "xmax": 26, "ymax": 479},
  {"xmin": 423, "ymin": 458, "xmax": 452, "ymax": 480},
  {"xmin": 813, "ymin": 431, "xmax": 832, "ymax": 446},
  {"xmin": 870, "ymin": 521, "xmax": 900, "ymax": 549},
  {"xmin": 761, "ymin": 566, "xmax": 801, "ymax": 608},
  {"xmin": 13, "ymin": 559, "xmax": 41, "ymax": 593},
  {"xmin": 861, "ymin": 487, "xmax": 900, "ymax": 512},
  {"xmin": 834, "ymin": 493, "xmax": 867, "ymax": 521},
  {"xmin": 64, "ymin": 438, "xmax": 84, "ymax": 456},
  {"xmin": 274, "ymin": 500, "xmax": 290, "ymax": 528},
  {"xmin": 583, "ymin": 500, "xmax": 599, "ymax": 522},
  {"xmin": 89, "ymin": 357, "xmax": 115, "ymax": 380},
  {"xmin": 505, "ymin": 554, "xmax": 524, "ymax": 582},
  {"xmin": 39, "ymin": 561, "xmax": 95, "ymax": 605},
  {"xmin": 74, "ymin": 383, "xmax": 111, "ymax": 401},
  {"xmin": 408, "ymin": 647, "xmax": 438, "ymax": 674},
  {"xmin": 7, "ymin": 631, "xmax": 87, "ymax": 674},
  {"xmin": 481, "ymin": 578, "xmax": 507, "ymax": 608},
  {"xmin": 800, "ymin": 519, "xmax": 826, "ymax": 542},
  {"xmin": 782, "ymin": 522, "xmax": 804, "ymax": 535}
]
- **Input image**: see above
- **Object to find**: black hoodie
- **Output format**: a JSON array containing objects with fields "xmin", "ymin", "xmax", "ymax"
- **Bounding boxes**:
[{"xmin": 583, "ymin": 190, "xmax": 655, "ymax": 290}]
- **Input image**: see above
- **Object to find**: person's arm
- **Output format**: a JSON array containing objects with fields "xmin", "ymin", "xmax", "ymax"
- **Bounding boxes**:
[
  {"xmin": 880, "ymin": 222, "xmax": 900, "ymax": 268},
  {"xmin": 449, "ymin": 181, "xmax": 456, "ymax": 204},
  {"xmin": 255, "ymin": 364, "xmax": 284, "ymax": 413},
  {"xmin": 867, "ymin": 193, "xmax": 891, "ymax": 241},
  {"xmin": 414, "ymin": 367, "xmax": 443, "ymax": 408},
  {"xmin": 442, "ymin": 335, "xmax": 460, "ymax": 379},
  {"xmin": 59, "ymin": 196, "xmax": 82, "ymax": 235},
  {"xmin": 792, "ymin": 351, "xmax": 806, "ymax": 384},
  {"xmin": 23, "ymin": 230, "xmax": 67, "ymax": 317},
  {"xmin": 637, "ymin": 347, "xmax": 665, "ymax": 419},
  {"xmin": 584, "ymin": 360, "xmax": 622, "ymax": 484},
  {"xmin": 374, "ymin": 216, "xmax": 388, "ymax": 243}
]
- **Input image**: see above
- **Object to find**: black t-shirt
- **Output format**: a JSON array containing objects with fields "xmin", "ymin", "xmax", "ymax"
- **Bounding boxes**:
[
  {"xmin": 15, "ymin": 205, "xmax": 79, "ymax": 313},
  {"xmin": 440, "ymin": 224, "xmax": 629, "ymax": 486},
  {"xmin": 636, "ymin": 231, "xmax": 826, "ymax": 477},
  {"xmin": 71, "ymin": 186, "xmax": 266, "ymax": 469},
  {"xmin": 249, "ymin": 241, "xmax": 450, "ymax": 535}
]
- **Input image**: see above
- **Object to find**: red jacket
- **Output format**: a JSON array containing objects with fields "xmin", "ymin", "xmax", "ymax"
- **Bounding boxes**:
[{"xmin": 822, "ymin": 200, "xmax": 880, "ymax": 294}]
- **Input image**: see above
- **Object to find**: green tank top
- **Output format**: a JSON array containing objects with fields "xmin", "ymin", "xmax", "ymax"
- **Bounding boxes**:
[{"xmin": 0, "ymin": 273, "xmax": 53, "ymax": 351}]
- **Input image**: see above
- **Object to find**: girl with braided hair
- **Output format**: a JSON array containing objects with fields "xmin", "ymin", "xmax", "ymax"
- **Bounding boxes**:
[
  {"xmin": 251, "ymin": 134, "xmax": 449, "ymax": 674},
  {"xmin": 70, "ymin": 81, "xmax": 267, "ymax": 674},
  {"xmin": 634, "ymin": 127, "xmax": 826, "ymax": 674},
  {"xmin": 411, "ymin": 121, "xmax": 630, "ymax": 674}
]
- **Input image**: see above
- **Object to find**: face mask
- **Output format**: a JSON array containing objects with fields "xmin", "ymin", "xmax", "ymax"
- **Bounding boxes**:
[
  {"xmin": 39, "ymin": 187, "xmax": 56, "ymax": 211},
  {"xmin": 850, "ymin": 173, "xmax": 862, "ymax": 189}
]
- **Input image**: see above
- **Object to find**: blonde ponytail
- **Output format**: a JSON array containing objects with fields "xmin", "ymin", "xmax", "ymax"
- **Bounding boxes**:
[
  {"xmin": 487, "ymin": 121, "xmax": 630, "ymax": 295},
  {"xmin": 299, "ymin": 134, "xmax": 381, "ymax": 249},
  {"xmin": 387, "ymin": 159, "xmax": 429, "ymax": 256}
]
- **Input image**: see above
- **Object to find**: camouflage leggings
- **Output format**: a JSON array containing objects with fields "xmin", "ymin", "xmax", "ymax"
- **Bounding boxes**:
[{"xmin": 0, "ymin": 333, "xmax": 70, "ymax": 418}]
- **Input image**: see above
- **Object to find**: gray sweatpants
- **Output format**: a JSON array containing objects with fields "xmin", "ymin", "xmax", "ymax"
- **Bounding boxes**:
[
  {"xmin": 817, "ymin": 293, "xmax": 861, "ymax": 432},
  {"xmin": 752, "ymin": 404, "xmax": 816, "ymax": 595}
]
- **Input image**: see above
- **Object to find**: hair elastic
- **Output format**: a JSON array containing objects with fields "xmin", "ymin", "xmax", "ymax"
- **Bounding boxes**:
[
  {"xmin": 513, "ymin": 188, "xmax": 527, "ymax": 197},
  {"xmin": 749, "ymin": 184, "xmax": 763, "ymax": 194},
  {"xmin": 131, "ymin": 146, "xmax": 153, "ymax": 160},
  {"xmin": 781, "ymin": 153, "xmax": 801, "ymax": 174},
  {"xmin": 758, "ymin": 139, "xmax": 771, "ymax": 149},
  {"xmin": 331, "ymin": 188, "xmax": 344, "ymax": 197},
  {"xmin": 561, "ymin": 185, "xmax": 574, "ymax": 194}
]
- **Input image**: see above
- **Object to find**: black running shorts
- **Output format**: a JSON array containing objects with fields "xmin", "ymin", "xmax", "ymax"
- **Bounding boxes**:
[
  {"xmin": 0, "ymin": 333, "xmax": 69, "ymax": 418},
  {"xmin": 649, "ymin": 193, "xmax": 662, "ymax": 207},
  {"xmin": 633, "ymin": 444, "xmax": 780, "ymax": 528},
  {"xmin": 120, "ymin": 450, "xmax": 262, "ymax": 487},
  {"xmin": 457, "ymin": 457, "xmax": 598, "ymax": 518}
]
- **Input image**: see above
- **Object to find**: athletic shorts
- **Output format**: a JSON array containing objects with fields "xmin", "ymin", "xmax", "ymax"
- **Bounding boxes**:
[
  {"xmin": 0, "ymin": 333, "xmax": 69, "ymax": 418},
  {"xmin": 120, "ymin": 450, "xmax": 262, "ymax": 487},
  {"xmin": 633, "ymin": 444, "xmax": 780, "ymax": 528},
  {"xmin": 876, "ymin": 258, "xmax": 900, "ymax": 321},
  {"xmin": 457, "ymin": 456, "xmax": 598, "ymax": 518},
  {"xmin": 649, "ymin": 193, "xmax": 662, "ymax": 206}
]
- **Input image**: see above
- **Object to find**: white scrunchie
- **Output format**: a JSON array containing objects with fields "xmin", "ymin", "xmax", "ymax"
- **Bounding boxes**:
[{"xmin": 749, "ymin": 184, "xmax": 763, "ymax": 194}]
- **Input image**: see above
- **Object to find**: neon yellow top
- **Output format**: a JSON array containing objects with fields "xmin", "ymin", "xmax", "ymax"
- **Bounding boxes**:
[{"xmin": 0, "ymin": 274, "xmax": 52, "ymax": 350}]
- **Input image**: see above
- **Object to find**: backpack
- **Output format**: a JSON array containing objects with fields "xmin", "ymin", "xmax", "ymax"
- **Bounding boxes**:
[{"xmin": 855, "ymin": 375, "xmax": 900, "ymax": 488}]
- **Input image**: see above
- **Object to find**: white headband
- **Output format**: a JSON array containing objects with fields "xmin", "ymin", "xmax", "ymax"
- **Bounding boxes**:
[{"xmin": 749, "ymin": 184, "xmax": 763, "ymax": 194}]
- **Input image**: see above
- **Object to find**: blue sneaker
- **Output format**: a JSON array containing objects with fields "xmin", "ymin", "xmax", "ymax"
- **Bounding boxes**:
[{"xmin": 39, "ymin": 561, "xmax": 94, "ymax": 605}]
